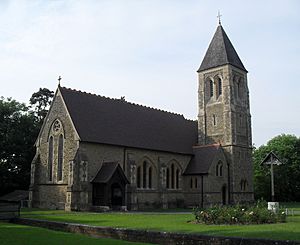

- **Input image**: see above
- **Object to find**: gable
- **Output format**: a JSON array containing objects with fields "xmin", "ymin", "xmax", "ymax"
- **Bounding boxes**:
[
  {"xmin": 59, "ymin": 87, "xmax": 198, "ymax": 154},
  {"xmin": 183, "ymin": 144, "xmax": 224, "ymax": 175},
  {"xmin": 36, "ymin": 89, "xmax": 80, "ymax": 147}
]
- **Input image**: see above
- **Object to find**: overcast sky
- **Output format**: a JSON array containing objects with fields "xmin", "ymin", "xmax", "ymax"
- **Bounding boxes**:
[{"xmin": 0, "ymin": 0, "xmax": 299, "ymax": 147}]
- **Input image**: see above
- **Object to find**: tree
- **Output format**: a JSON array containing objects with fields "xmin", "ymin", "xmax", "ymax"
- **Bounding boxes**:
[
  {"xmin": 29, "ymin": 88, "xmax": 54, "ymax": 123},
  {"xmin": 253, "ymin": 134, "xmax": 300, "ymax": 201},
  {"xmin": 0, "ymin": 98, "xmax": 39, "ymax": 195}
]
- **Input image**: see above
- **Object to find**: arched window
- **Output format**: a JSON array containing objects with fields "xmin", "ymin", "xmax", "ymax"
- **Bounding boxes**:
[
  {"xmin": 209, "ymin": 80, "xmax": 213, "ymax": 97},
  {"xmin": 171, "ymin": 164, "xmax": 175, "ymax": 189},
  {"xmin": 143, "ymin": 161, "xmax": 147, "ymax": 188},
  {"xmin": 213, "ymin": 114, "xmax": 216, "ymax": 126},
  {"xmin": 241, "ymin": 179, "xmax": 247, "ymax": 191},
  {"xmin": 176, "ymin": 169, "xmax": 179, "ymax": 189},
  {"xmin": 195, "ymin": 177, "xmax": 198, "ymax": 189},
  {"xmin": 148, "ymin": 167, "xmax": 152, "ymax": 189},
  {"xmin": 137, "ymin": 166, "xmax": 141, "ymax": 188},
  {"xmin": 48, "ymin": 136, "xmax": 53, "ymax": 181},
  {"xmin": 216, "ymin": 161, "xmax": 223, "ymax": 177},
  {"xmin": 166, "ymin": 168, "xmax": 170, "ymax": 189},
  {"xmin": 218, "ymin": 78, "xmax": 222, "ymax": 96},
  {"xmin": 57, "ymin": 134, "xmax": 64, "ymax": 181},
  {"xmin": 190, "ymin": 178, "xmax": 193, "ymax": 189}
]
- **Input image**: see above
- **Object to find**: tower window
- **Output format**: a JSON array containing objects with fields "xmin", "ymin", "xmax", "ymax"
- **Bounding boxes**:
[
  {"xmin": 218, "ymin": 78, "xmax": 222, "ymax": 96},
  {"xmin": 209, "ymin": 80, "xmax": 213, "ymax": 97},
  {"xmin": 213, "ymin": 114, "xmax": 217, "ymax": 126}
]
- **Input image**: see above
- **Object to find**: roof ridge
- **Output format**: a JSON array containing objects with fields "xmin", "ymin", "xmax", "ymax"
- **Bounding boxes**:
[
  {"xmin": 60, "ymin": 86, "xmax": 188, "ymax": 119},
  {"xmin": 219, "ymin": 25, "xmax": 229, "ymax": 64}
]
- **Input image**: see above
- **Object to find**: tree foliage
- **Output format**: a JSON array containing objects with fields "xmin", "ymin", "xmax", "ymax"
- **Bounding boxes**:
[
  {"xmin": 29, "ymin": 88, "xmax": 54, "ymax": 123},
  {"xmin": 0, "ymin": 88, "xmax": 54, "ymax": 196},
  {"xmin": 253, "ymin": 134, "xmax": 300, "ymax": 201}
]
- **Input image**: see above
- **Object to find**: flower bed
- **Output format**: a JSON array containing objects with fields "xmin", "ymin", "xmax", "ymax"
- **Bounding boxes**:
[{"xmin": 193, "ymin": 200, "xmax": 286, "ymax": 225}]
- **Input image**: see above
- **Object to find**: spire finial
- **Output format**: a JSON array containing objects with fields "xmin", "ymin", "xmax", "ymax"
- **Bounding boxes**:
[
  {"xmin": 217, "ymin": 10, "xmax": 222, "ymax": 25},
  {"xmin": 58, "ymin": 76, "xmax": 62, "ymax": 86}
]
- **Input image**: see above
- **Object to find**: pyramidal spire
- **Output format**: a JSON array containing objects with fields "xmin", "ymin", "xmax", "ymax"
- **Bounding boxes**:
[{"xmin": 197, "ymin": 25, "xmax": 247, "ymax": 72}]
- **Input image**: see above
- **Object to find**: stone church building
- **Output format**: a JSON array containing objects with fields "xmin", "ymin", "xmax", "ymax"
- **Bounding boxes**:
[{"xmin": 29, "ymin": 23, "xmax": 254, "ymax": 211}]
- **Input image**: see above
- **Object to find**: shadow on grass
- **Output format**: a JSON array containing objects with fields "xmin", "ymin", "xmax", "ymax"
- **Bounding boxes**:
[{"xmin": 0, "ymin": 222, "xmax": 150, "ymax": 245}]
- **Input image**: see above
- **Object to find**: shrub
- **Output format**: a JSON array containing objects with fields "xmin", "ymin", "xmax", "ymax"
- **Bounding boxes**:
[{"xmin": 193, "ymin": 200, "xmax": 286, "ymax": 225}]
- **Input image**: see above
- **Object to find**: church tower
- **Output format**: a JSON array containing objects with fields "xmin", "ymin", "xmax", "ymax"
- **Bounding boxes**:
[{"xmin": 197, "ymin": 23, "xmax": 254, "ymax": 203}]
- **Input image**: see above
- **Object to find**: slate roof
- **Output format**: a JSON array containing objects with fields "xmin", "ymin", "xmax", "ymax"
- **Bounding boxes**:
[
  {"xmin": 60, "ymin": 86, "xmax": 198, "ymax": 154},
  {"xmin": 183, "ymin": 144, "xmax": 221, "ymax": 175},
  {"xmin": 197, "ymin": 25, "xmax": 247, "ymax": 72},
  {"xmin": 91, "ymin": 162, "xmax": 129, "ymax": 184}
]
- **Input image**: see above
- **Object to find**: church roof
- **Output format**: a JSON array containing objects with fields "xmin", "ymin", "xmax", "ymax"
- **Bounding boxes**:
[
  {"xmin": 59, "ymin": 87, "xmax": 198, "ymax": 154},
  {"xmin": 91, "ymin": 162, "xmax": 129, "ymax": 184},
  {"xmin": 197, "ymin": 25, "xmax": 247, "ymax": 72},
  {"xmin": 183, "ymin": 144, "xmax": 221, "ymax": 175}
]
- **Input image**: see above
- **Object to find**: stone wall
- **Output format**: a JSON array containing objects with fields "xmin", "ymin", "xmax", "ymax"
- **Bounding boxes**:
[
  {"xmin": 77, "ymin": 142, "xmax": 192, "ymax": 210},
  {"xmin": 13, "ymin": 218, "xmax": 299, "ymax": 245},
  {"xmin": 30, "ymin": 90, "xmax": 79, "ymax": 209}
]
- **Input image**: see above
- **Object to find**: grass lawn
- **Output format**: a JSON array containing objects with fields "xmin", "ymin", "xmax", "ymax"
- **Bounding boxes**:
[
  {"xmin": 0, "ymin": 222, "xmax": 150, "ymax": 245},
  {"xmin": 21, "ymin": 209, "xmax": 300, "ymax": 242}
]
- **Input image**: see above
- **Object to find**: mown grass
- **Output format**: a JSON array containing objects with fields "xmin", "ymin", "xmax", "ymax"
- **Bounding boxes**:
[
  {"xmin": 21, "ymin": 210, "xmax": 300, "ymax": 241},
  {"xmin": 0, "ymin": 222, "xmax": 150, "ymax": 245}
]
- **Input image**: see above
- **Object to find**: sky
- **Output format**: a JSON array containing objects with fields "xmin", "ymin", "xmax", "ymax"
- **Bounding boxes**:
[{"xmin": 0, "ymin": 0, "xmax": 299, "ymax": 147}]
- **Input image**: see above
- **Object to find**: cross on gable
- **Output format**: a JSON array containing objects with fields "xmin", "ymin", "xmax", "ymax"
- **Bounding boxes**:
[{"xmin": 217, "ymin": 11, "xmax": 222, "ymax": 25}]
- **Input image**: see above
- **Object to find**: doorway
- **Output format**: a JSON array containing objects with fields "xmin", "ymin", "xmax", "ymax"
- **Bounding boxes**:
[
  {"xmin": 111, "ymin": 183, "xmax": 123, "ymax": 206},
  {"xmin": 222, "ymin": 185, "xmax": 227, "ymax": 205}
]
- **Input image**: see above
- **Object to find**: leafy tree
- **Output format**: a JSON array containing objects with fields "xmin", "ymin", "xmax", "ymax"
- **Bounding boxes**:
[
  {"xmin": 253, "ymin": 134, "xmax": 300, "ymax": 201},
  {"xmin": 29, "ymin": 88, "xmax": 54, "ymax": 123},
  {"xmin": 0, "ymin": 98, "xmax": 39, "ymax": 195}
]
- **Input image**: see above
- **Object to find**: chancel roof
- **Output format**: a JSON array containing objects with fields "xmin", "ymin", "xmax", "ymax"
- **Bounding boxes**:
[
  {"xmin": 183, "ymin": 144, "xmax": 221, "ymax": 175},
  {"xmin": 198, "ymin": 25, "xmax": 247, "ymax": 72},
  {"xmin": 59, "ymin": 86, "xmax": 198, "ymax": 154}
]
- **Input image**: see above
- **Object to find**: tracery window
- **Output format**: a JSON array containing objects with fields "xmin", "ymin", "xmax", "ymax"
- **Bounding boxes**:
[
  {"xmin": 48, "ymin": 136, "xmax": 53, "ymax": 181},
  {"xmin": 136, "ymin": 160, "xmax": 155, "ymax": 189},
  {"xmin": 167, "ymin": 161, "xmax": 181, "ymax": 190},
  {"xmin": 57, "ymin": 134, "xmax": 64, "ymax": 181},
  {"xmin": 166, "ymin": 168, "xmax": 170, "ymax": 189},
  {"xmin": 149, "ymin": 167, "xmax": 152, "ymax": 189},
  {"xmin": 137, "ymin": 166, "xmax": 141, "ymax": 188}
]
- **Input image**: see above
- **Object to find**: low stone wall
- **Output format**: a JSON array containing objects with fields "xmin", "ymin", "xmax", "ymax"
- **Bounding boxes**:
[{"xmin": 12, "ymin": 218, "xmax": 299, "ymax": 245}]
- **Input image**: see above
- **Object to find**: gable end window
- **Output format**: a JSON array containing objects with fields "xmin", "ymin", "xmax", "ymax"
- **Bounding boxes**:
[
  {"xmin": 57, "ymin": 134, "xmax": 64, "ymax": 181},
  {"xmin": 48, "ymin": 136, "xmax": 53, "ymax": 181}
]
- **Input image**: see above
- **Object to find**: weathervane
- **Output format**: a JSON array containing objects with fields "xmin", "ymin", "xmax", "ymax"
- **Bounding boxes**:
[
  {"xmin": 217, "ymin": 10, "xmax": 222, "ymax": 25},
  {"xmin": 58, "ymin": 76, "xmax": 62, "ymax": 86}
]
